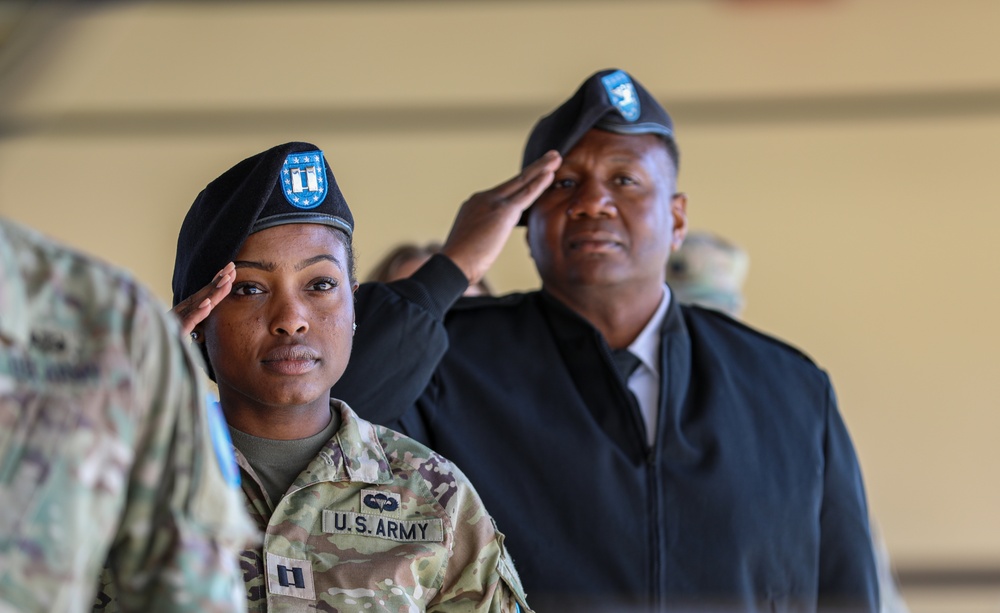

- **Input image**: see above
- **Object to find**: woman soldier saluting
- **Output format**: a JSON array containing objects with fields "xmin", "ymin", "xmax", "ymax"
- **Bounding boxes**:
[{"xmin": 169, "ymin": 142, "xmax": 537, "ymax": 612}]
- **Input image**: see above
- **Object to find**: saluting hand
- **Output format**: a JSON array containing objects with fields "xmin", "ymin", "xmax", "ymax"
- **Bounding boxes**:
[
  {"xmin": 170, "ymin": 262, "xmax": 235, "ymax": 337},
  {"xmin": 440, "ymin": 150, "xmax": 561, "ymax": 286}
]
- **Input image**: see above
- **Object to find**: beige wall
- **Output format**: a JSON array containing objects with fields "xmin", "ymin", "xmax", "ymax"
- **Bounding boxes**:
[{"xmin": 2, "ymin": 1, "xmax": 998, "ymax": 608}]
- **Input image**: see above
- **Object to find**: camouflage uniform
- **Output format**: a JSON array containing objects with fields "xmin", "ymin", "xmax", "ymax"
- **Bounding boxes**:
[
  {"xmin": 237, "ymin": 399, "xmax": 531, "ymax": 612},
  {"xmin": 0, "ymin": 219, "xmax": 256, "ymax": 612},
  {"xmin": 665, "ymin": 230, "xmax": 750, "ymax": 319}
]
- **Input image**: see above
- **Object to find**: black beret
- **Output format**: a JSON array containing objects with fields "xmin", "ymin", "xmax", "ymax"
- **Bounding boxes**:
[
  {"xmin": 172, "ymin": 142, "xmax": 353, "ymax": 306},
  {"xmin": 518, "ymin": 69, "xmax": 679, "ymax": 226},
  {"xmin": 522, "ymin": 68, "xmax": 677, "ymax": 169}
]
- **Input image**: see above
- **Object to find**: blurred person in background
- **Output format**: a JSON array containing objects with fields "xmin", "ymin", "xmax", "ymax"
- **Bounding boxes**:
[
  {"xmin": 664, "ymin": 230, "xmax": 749, "ymax": 318},
  {"xmin": 367, "ymin": 241, "xmax": 493, "ymax": 296}
]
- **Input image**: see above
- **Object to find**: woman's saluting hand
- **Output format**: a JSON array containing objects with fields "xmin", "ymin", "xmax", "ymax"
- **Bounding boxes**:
[{"xmin": 171, "ymin": 261, "xmax": 235, "ymax": 336}]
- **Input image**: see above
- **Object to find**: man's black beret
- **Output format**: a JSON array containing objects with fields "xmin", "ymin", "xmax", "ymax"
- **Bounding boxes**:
[
  {"xmin": 522, "ymin": 68, "xmax": 678, "ymax": 168},
  {"xmin": 518, "ymin": 69, "xmax": 679, "ymax": 225},
  {"xmin": 172, "ymin": 142, "xmax": 353, "ymax": 306}
]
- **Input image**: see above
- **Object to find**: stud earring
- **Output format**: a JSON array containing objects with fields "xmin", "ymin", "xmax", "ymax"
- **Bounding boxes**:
[{"xmin": 352, "ymin": 322, "xmax": 357, "ymax": 332}]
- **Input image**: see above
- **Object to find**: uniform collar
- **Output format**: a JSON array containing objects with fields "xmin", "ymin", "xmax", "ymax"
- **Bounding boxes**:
[
  {"xmin": 0, "ymin": 219, "xmax": 31, "ymax": 346},
  {"xmin": 297, "ymin": 399, "xmax": 394, "ymax": 487}
]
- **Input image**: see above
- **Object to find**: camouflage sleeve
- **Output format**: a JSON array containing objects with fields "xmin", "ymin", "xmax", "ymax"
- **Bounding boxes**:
[
  {"xmin": 429, "ymin": 474, "xmax": 533, "ymax": 613},
  {"xmin": 95, "ymin": 287, "xmax": 256, "ymax": 613}
]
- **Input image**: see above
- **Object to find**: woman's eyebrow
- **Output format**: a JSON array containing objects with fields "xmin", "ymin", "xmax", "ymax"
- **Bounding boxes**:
[
  {"xmin": 296, "ymin": 254, "xmax": 341, "ymax": 271},
  {"xmin": 234, "ymin": 260, "xmax": 275, "ymax": 272},
  {"xmin": 233, "ymin": 255, "xmax": 340, "ymax": 272}
]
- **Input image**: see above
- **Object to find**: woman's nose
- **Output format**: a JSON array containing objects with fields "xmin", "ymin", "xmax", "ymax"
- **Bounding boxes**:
[{"xmin": 269, "ymin": 295, "xmax": 309, "ymax": 336}]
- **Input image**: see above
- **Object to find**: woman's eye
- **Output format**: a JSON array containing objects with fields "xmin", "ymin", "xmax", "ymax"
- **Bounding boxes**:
[
  {"xmin": 615, "ymin": 175, "xmax": 637, "ymax": 186},
  {"xmin": 552, "ymin": 178, "xmax": 576, "ymax": 189},
  {"xmin": 232, "ymin": 283, "xmax": 263, "ymax": 296},
  {"xmin": 309, "ymin": 278, "xmax": 337, "ymax": 291}
]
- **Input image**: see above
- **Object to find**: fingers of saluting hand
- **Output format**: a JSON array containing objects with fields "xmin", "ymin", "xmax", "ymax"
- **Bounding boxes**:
[
  {"xmin": 170, "ymin": 262, "xmax": 235, "ymax": 336},
  {"xmin": 491, "ymin": 150, "xmax": 562, "ymax": 204},
  {"xmin": 440, "ymin": 151, "xmax": 561, "ymax": 285}
]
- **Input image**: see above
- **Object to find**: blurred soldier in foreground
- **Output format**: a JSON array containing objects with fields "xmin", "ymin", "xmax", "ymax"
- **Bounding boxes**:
[{"xmin": 0, "ymin": 217, "xmax": 254, "ymax": 612}]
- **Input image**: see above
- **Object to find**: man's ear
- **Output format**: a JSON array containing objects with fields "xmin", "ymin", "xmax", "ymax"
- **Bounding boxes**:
[{"xmin": 670, "ymin": 192, "xmax": 688, "ymax": 252}]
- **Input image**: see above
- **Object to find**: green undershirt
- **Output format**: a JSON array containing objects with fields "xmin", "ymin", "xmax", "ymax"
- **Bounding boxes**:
[{"xmin": 229, "ymin": 407, "xmax": 341, "ymax": 507}]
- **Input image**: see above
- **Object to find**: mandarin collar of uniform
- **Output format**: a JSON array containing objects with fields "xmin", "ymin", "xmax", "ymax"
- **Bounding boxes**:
[
  {"xmin": 0, "ymin": 220, "xmax": 30, "ymax": 346},
  {"xmin": 538, "ymin": 284, "xmax": 672, "ymax": 356},
  {"xmin": 301, "ymin": 399, "xmax": 394, "ymax": 486}
]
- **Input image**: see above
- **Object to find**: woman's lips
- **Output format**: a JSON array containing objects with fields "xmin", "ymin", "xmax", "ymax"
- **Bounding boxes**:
[{"xmin": 261, "ymin": 346, "xmax": 320, "ymax": 375}]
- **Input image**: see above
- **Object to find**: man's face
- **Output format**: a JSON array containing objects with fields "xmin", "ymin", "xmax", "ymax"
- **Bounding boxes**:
[
  {"xmin": 201, "ymin": 223, "xmax": 357, "ymax": 414},
  {"xmin": 526, "ymin": 129, "xmax": 687, "ymax": 296}
]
